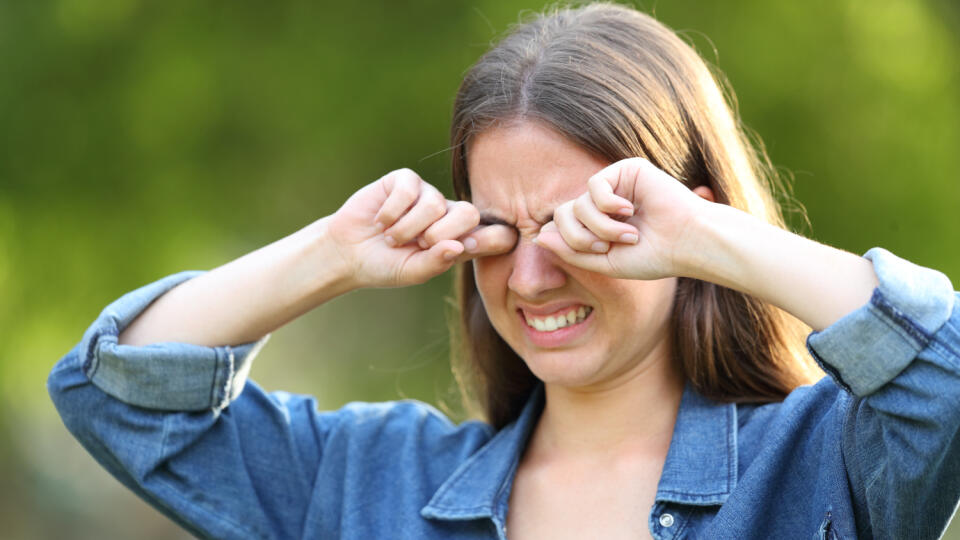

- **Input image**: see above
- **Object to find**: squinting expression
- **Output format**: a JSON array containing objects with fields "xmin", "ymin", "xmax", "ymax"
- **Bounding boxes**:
[{"xmin": 468, "ymin": 121, "xmax": 679, "ymax": 391}]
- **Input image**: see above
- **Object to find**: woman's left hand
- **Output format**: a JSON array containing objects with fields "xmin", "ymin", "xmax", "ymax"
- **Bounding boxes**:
[{"xmin": 533, "ymin": 157, "xmax": 714, "ymax": 280}]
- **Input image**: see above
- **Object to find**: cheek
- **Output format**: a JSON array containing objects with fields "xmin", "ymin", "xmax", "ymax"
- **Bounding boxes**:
[
  {"xmin": 618, "ymin": 278, "xmax": 678, "ymax": 324},
  {"xmin": 473, "ymin": 257, "xmax": 512, "ymax": 311},
  {"xmin": 576, "ymin": 272, "xmax": 677, "ymax": 319}
]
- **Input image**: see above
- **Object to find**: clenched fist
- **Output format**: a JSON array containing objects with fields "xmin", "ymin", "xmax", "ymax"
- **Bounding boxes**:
[{"xmin": 327, "ymin": 168, "xmax": 517, "ymax": 288}]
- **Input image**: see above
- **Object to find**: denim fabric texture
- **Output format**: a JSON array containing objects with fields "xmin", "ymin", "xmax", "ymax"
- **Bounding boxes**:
[{"xmin": 48, "ymin": 248, "xmax": 960, "ymax": 539}]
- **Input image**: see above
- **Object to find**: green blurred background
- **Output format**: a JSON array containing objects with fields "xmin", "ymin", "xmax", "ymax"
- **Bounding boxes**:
[{"xmin": 2, "ymin": 0, "xmax": 958, "ymax": 538}]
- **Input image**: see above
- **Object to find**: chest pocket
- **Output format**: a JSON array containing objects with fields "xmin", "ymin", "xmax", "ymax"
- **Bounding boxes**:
[{"xmin": 814, "ymin": 512, "xmax": 842, "ymax": 540}]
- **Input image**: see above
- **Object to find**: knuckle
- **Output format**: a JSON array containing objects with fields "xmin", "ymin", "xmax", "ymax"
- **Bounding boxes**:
[
  {"xmin": 573, "ymin": 195, "xmax": 591, "ymax": 214},
  {"xmin": 396, "ymin": 167, "xmax": 419, "ymax": 181},
  {"xmin": 387, "ymin": 168, "xmax": 415, "ymax": 185},
  {"xmin": 555, "ymin": 203, "xmax": 575, "ymax": 224},
  {"xmin": 422, "ymin": 227, "xmax": 440, "ymax": 245},
  {"xmin": 428, "ymin": 195, "xmax": 446, "ymax": 215},
  {"xmin": 399, "ymin": 184, "xmax": 419, "ymax": 200},
  {"xmin": 567, "ymin": 234, "xmax": 591, "ymax": 251},
  {"xmin": 395, "ymin": 169, "xmax": 421, "ymax": 189},
  {"xmin": 555, "ymin": 221, "xmax": 583, "ymax": 247},
  {"xmin": 455, "ymin": 201, "xmax": 480, "ymax": 225},
  {"xmin": 378, "ymin": 208, "xmax": 399, "ymax": 223},
  {"xmin": 454, "ymin": 199, "xmax": 475, "ymax": 213}
]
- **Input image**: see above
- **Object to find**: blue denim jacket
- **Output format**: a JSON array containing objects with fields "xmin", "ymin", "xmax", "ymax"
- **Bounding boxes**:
[{"xmin": 48, "ymin": 248, "xmax": 960, "ymax": 539}]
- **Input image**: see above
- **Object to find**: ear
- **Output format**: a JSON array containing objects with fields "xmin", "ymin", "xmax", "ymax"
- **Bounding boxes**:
[{"xmin": 692, "ymin": 185, "xmax": 715, "ymax": 203}]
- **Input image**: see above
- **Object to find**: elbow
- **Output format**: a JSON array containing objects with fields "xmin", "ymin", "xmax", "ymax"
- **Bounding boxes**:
[{"xmin": 47, "ymin": 345, "xmax": 100, "ymax": 440}]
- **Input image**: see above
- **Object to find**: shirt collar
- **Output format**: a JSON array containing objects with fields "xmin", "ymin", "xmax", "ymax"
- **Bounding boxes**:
[
  {"xmin": 421, "ymin": 384, "xmax": 544, "ymax": 522},
  {"xmin": 655, "ymin": 382, "xmax": 738, "ymax": 506},
  {"xmin": 421, "ymin": 381, "xmax": 737, "ymax": 522}
]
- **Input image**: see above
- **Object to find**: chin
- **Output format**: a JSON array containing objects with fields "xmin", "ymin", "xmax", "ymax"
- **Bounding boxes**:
[{"xmin": 519, "ymin": 350, "xmax": 607, "ymax": 388}]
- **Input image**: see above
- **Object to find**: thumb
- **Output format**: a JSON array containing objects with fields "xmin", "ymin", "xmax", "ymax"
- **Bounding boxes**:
[{"xmin": 399, "ymin": 239, "xmax": 464, "ymax": 284}]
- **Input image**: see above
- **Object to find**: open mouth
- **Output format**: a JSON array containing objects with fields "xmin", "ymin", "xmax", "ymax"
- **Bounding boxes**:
[{"xmin": 520, "ymin": 305, "xmax": 594, "ymax": 332}]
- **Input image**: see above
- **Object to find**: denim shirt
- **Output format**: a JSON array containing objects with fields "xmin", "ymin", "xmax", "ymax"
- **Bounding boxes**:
[{"xmin": 48, "ymin": 248, "xmax": 960, "ymax": 539}]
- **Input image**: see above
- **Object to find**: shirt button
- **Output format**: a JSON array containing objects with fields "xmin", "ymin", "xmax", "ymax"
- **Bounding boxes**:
[{"xmin": 659, "ymin": 513, "xmax": 675, "ymax": 528}]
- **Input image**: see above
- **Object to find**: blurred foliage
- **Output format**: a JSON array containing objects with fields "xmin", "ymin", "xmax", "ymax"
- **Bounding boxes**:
[{"xmin": 1, "ymin": 0, "xmax": 958, "ymax": 538}]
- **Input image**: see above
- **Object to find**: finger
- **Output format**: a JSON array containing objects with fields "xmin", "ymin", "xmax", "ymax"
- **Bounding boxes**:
[
  {"xmin": 573, "ymin": 193, "xmax": 639, "ymax": 244},
  {"xmin": 400, "ymin": 239, "xmax": 464, "ymax": 284},
  {"xmin": 458, "ymin": 224, "xmax": 518, "ymax": 260},
  {"xmin": 421, "ymin": 201, "xmax": 480, "ymax": 247},
  {"xmin": 533, "ymin": 225, "xmax": 609, "ymax": 274},
  {"xmin": 587, "ymin": 173, "xmax": 634, "ymax": 216},
  {"xmin": 383, "ymin": 183, "xmax": 447, "ymax": 246},
  {"xmin": 593, "ymin": 157, "xmax": 686, "ymax": 207},
  {"xmin": 374, "ymin": 169, "xmax": 421, "ymax": 230},
  {"xmin": 554, "ymin": 202, "xmax": 609, "ymax": 253}
]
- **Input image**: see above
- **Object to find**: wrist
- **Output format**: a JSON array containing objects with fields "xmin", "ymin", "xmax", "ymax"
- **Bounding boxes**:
[
  {"xmin": 298, "ymin": 216, "xmax": 359, "ymax": 302},
  {"xmin": 672, "ymin": 199, "xmax": 740, "ymax": 283},
  {"xmin": 672, "ymin": 201, "xmax": 878, "ymax": 330}
]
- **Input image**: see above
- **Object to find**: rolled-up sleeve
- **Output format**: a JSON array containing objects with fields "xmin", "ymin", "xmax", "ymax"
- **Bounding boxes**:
[
  {"xmin": 806, "ymin": 248, "xmax": 960, "ymax": 539},
  {"xmin": 807, "ymin": 247, "xmax": 955, "ymax": 396},
  {"xmin": 47, "ymin": 272, "xmax": 500, "ymax": 540},
  {"xmin": 47, "ymin": 273, "xmax": 311, "ymax": 540},
  {"xmin": 76, "ymin": 271, "xmax": 269, "ymax": 411}
]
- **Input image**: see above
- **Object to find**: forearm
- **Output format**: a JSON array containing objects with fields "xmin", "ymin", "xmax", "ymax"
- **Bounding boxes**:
[
  {"xmin": 119, "ymin": 216, "xmax": 354, "ymax": 347},
  {"xmin": 683, "ymin": 203, "xmax": 879, "ymax": 331}
]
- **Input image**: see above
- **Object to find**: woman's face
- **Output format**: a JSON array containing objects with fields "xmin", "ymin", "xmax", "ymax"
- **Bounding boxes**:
[{"xmin": 468, "ymin": 121, "xmax": 678, "ymax": 390}]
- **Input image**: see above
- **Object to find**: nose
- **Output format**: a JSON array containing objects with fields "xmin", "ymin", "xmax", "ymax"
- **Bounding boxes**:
[{"xmin": 507, "ymin": 237, "xmax": 567, "ymax": 299}]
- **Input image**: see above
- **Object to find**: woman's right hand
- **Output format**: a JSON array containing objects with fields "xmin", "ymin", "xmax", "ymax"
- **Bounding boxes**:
[{"xmin": 327, "ymin": 168, "xmax": 517, "ymax": 289}]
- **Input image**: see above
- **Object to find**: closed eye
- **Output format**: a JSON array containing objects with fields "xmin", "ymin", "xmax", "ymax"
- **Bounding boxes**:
[
  {"xmin": 478, "ymin": 212, "xmax": 554, "ymax": 229},
  {"xmin": 478, "ymin": 215, "xmax": 514, "ymax": 228},
  {"xmin": 478, "ymin": 216, "xmax": 519, "ymax": 254},
  {"xmin": 478, "ymin": 212, "xmax": 553, "ymax": 255}
]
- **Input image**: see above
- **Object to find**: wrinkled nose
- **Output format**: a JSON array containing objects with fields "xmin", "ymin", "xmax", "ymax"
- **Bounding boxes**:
[{"xmin": 507, "ymin": 238, "xmax": 567, "ymax": 299}]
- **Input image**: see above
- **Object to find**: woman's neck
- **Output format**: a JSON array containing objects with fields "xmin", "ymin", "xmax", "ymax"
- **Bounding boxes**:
[{"xmin": 530, "ymin": 350, "xmax": 685, "ymax": 460}]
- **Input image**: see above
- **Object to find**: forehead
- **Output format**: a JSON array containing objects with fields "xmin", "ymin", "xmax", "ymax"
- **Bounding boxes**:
[{"xmin": 466, "ymin": 121, "xmax": 609, "ymax": 222}]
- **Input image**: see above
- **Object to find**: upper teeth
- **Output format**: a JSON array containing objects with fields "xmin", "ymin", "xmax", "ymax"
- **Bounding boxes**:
[{"xmin": 525, "ymin": 306, "xmax": 592, "ymax": 332}]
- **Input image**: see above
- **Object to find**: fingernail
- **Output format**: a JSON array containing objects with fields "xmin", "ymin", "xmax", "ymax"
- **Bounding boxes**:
[
  {"xmin": 464, "ymin": 237, "xmax": 478, "ymax": 252},
  {"xmin": 443, "ymin": 250, "xmax": 458, "ymax": 261},
  {"xmin": 374, "ymin": 222, "xmax": 385, "ymax": 232},
  {"xmin": 417, "ymin": 237, "xmax": 428, "ymax": 249},
  {"xmin": 618, "ymin": 207, "xmax": 633, "ymax": 216},
  {"xmin": 591, "ymin": 241, "xmax": 609, "ymax": 252},
  {"xmin": 619, "ymin": 233, "xmax": 638, "ymax": 244},
  {"xmin": 384, "ymin": 235, "xmax": 396, "ymax": 247}
]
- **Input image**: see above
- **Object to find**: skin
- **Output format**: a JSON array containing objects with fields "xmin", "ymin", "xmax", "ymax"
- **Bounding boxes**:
[
  {"xmin": 463, "ymin": 120, "xmax": 878, "ymax": 539},
  {"xmin": 469, "ymin": 122, "xmax": 686, "ymax": 392},
  {"xmin": 465, "ymin": 120, "xmax": 877, "ymax": 539},
  {"xmin": 119, "ymin": 117, "xmax": 878, "ymax": 540},
  {"xmin": 468, "ymin": 121, "xmax": 712, "ymax": 540},
  {"xmin": 118, "ymin": 169, "xmax": 518, "ymax": 347}
]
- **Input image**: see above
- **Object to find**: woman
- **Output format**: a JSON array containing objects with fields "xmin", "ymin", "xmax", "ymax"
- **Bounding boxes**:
[{"xmin": 48, "ymin": 3, "xmax": 960, "ymax": 539}]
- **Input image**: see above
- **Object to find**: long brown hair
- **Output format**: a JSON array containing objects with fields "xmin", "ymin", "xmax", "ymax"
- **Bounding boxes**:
[{"xmin": 449, "ymin": 3, "xmax": 821, "ymax": 429}]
